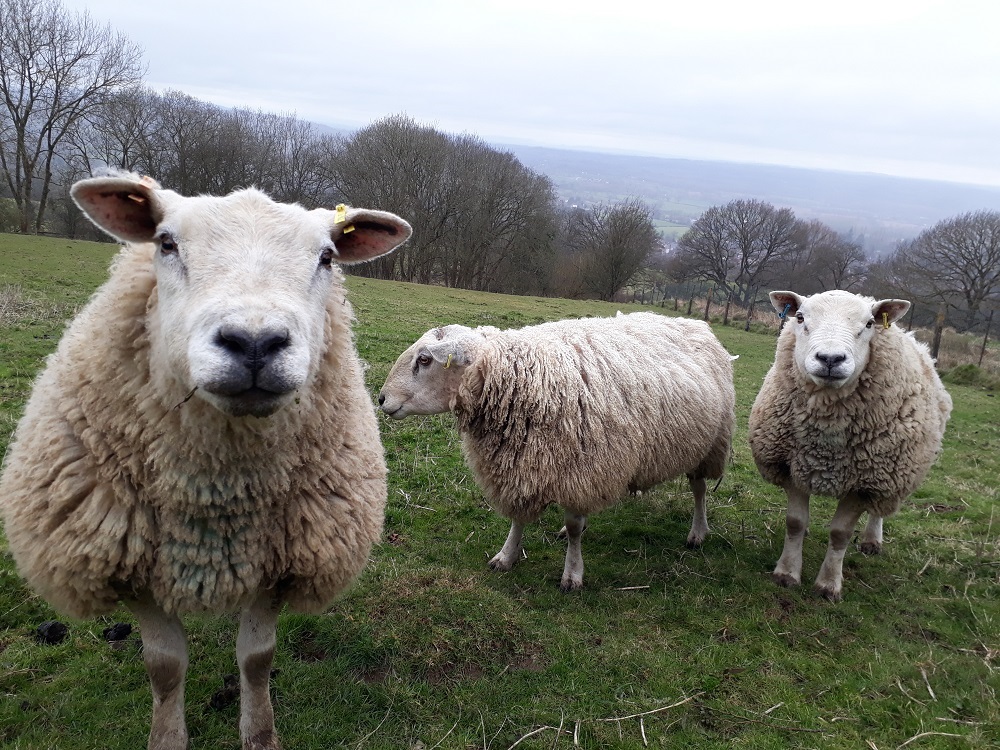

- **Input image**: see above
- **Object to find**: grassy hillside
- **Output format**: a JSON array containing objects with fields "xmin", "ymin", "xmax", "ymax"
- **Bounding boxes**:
[{"xmin": 0, "ymin": 233, "xmax": 997, "ymax": 749}]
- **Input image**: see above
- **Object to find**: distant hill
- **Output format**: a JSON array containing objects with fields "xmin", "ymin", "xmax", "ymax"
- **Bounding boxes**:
[{"xmin": 504, "ymin": 145, "xmax": 1000, "ymax": 255}]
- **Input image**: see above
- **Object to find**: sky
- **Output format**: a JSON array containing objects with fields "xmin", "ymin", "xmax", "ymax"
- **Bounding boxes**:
[{"xmin": 60, "ymin": 0, "xmax": 1000, "ymax": 187}]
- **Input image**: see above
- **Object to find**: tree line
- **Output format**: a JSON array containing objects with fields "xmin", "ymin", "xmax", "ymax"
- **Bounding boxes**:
[
  {"xmin": 2, "ymin": 0, "xmax": 998, "ymax": 334},
  {"xmin": 667, "ymin": 197, "xmax": 1000, "ymax": 336}
]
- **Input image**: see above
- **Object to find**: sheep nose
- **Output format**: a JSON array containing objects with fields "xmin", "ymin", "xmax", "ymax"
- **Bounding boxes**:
[
  {"xmin": 815, "ymin": 352, "xmax": 846, "ymax": 368},
  {"xmin": 377, "ymin": 392, "xmax": 386, "ymax": 406},
  {"xmin": 216, "ymin": 325, "xmax": 290, "ymax": 373}
]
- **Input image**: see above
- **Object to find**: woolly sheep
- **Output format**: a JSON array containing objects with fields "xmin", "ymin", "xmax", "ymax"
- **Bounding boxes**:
[
  {"xmin": 0, "ymin": 174, "xmax": 411, "ymax": 750},
  {"xmin": 748, "ymin": 290, "xmax": 952, "ymax": 602},
  {"xmin": 378, "ymin": 312, "xmax": 736, "ymax": 591}
]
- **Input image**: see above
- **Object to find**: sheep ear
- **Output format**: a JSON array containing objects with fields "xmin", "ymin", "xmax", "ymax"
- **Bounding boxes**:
[
  {"xmin": 769, "ymin": 291, "xmax": 804, "ymax": 316},
  {"xmin": 872, "ymin": 298, "xmax": 910, "ymax": 326},
  {"xmin": 425, "ymin": 340, "xmax": 472, "ymax": 368},
  {"xmin": 328, "ymin": 207, "xmax": 413, "ymax": 264},
  {"xmin": 71, "ymin": 175, "xmax": 167, "ymax": 243}
]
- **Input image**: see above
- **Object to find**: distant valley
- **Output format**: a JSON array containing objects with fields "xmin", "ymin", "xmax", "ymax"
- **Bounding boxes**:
[{"xmin": 505, "ymin": 144, "xmax": 1000, "ymax": 255}]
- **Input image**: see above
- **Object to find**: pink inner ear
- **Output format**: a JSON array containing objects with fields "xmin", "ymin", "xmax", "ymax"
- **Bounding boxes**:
[
  {"xmin": 72, "ymin": 179, "xmax": 160, "ymax": 243},
  {"xmin": 770, "ymin": 292, "xmax": 800, "ymax": 316},
  {"xmin": 334, "ymin": 219, "xmax": 406, "ymax": 264}
]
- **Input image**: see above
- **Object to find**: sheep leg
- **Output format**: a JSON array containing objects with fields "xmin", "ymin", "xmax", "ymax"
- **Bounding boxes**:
[
  {"xmin": 773, "ymin": 484, "xmax": 810, "ymax": 588},
  {"xmin": 556, "ymin": 517, "xmax": 587, "ymax": 539},
  {"xmin": 813, "ymin": 495, "xmax": 866, "ymax": 602},
  {"xmin": 488, "ymin": 520, "xmax": 525, "ymax": 571},
  {"xmin": 686, "ymin": 474, "xmax": 710, "ymax": 548},
  {"xmin": 858, "ymin": 513, "xmax": 883, "ymax": 555},
  {"xmin": 238, "ymin": 595, "xmax": 282, "ymax": 750},
  {"xmin": 127, "ymin": 599, "xmax": 189, "ymax": 750},
  {"xmin": 559, "ymin": 511, "xmax": 588, "ymax": 592}
]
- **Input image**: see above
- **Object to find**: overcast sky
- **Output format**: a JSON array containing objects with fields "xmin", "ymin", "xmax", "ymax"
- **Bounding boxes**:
[{"xmin": 62, "ymin": 0, "xmax": 1000, "ymax": 186}]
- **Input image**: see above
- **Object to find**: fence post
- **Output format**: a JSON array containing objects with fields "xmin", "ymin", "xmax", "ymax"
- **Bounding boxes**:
[
  {"xmin": 745, "ymin": 298, "xmax": 755, "ymax": 332},
  {"xmin": 723, "ymin": 293, "xmax": 732, "ymax": 326},
  {"xmin": 686, "ymin": 296, "xmax": 694, "ymax": 316},
  {"xmin": 703, "ymin": 286, "xmax": 714, "ymax": 321},
  {"xmin": 979, "ymin": 309, "xmax": 994, "ymax": 367},
  {"xmin": 931, "ymin": 303, "xmax": 946, "ymax": 361}
]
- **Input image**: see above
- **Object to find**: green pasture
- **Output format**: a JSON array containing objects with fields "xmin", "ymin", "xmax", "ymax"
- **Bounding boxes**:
[{"xmin": 0, "ymin": 233, "xmax": 997, "ymax": 749}]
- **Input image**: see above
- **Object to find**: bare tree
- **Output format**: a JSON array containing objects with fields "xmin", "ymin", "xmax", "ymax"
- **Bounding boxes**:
[
  {"xmin": 438, "ymin": 135, "xmax": 556, "ymax": 292},
  {"xmin": 889, "ymin": 210, "xmax": 1000, "ymax": 331},
  {"xmin": 574, "ymin": 198, "xmax": 660, "ymax": 301},
  {"xmin": 772, "ymin": 219, "xmax": 868, "ymax": 293},
  {"xmin": 0, "ymin": 0, "xmax": 143, "ymax": 232},
  {"xmin": 672, "ymin": 199, "xmax": 803, "ymax": 306}
]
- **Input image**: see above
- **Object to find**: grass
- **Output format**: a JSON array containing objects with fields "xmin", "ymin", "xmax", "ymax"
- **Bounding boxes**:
[{"xmin": 0, "ymin": 232, "xmax": 997, "ymax": 749}]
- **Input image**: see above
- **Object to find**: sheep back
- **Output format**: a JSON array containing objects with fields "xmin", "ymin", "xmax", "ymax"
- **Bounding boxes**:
[
  {"xmin": 454, "ymin": 312, "xmax": 735, "ymax": 522},
  {"xmin": 0, "ymin": 244, "xmax": 386, "ymax": 618},
  {"xmin": 748, "ymin": 324, "xmax": 952, "ymax": 517}
]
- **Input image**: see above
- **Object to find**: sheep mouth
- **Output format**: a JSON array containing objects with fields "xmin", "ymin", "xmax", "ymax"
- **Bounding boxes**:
[
  {"xmin": 809, "ymin": 371, "xmax": 850, "ymax": 387},
  {"xmin": 213, "ymin": 386, "xmax": 291, "ymax": 418},
  {"xmin": 381, "ymin": 405, "xmax": 404, "ymax": 419}
]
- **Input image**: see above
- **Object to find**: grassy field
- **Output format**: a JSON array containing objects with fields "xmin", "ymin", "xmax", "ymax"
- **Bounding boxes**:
[{"xmin": 0, "ymin": 233, "xmax": 997, "ymax": 749}]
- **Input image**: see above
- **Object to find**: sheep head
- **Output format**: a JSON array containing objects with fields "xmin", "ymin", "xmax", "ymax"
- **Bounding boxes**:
[
  {"xmin": 378, "ymin": 324, "xmax": 488, "ymax": 418},
  {"xmin": 771, "ymin": 289, "xmax": 910, "ymax": 390},
  {"xmin": 71, "ymin": 174, "xmax": 411, "ymax": 418}
]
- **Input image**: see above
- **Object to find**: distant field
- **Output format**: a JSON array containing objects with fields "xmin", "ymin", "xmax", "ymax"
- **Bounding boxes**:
[
  {"xmin": 0, "ymin": 233, "xmax": 997, "ymax": 749},
  {"xmin": 651, "ymin": 218, "xmax": 690, "ymax": 241}
]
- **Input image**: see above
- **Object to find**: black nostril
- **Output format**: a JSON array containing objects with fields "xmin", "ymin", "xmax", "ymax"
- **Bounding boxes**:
[
  {"xmin": 257, "ymin": 330, "xmax": 290, "ymax": 356},
  {"xmin": 816, "ymin": 352, "xmax": 847, "ymax": 367},
  {"xmin": 216, "ymin": 326, "xmax": 253, "ymax": 356},
  {"xmin": 378, "ymin": 393, "xmax": 386, "ymax": 406},
  {"xmin": 216, "ymin": 325, "xmax": 291, "ymax": 373}
]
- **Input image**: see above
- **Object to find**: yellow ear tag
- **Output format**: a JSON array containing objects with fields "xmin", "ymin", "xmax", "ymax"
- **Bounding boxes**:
[
  {"xmin": 882, "ymin": 312, "xmax": 889, "ymax": 329},
  {"xmin": 334, "ymin": 204, "xmax": 347, "ymax": 224},
  {"xmin": 343, "ymin": 224, "xmax": 355, "ymax": 234},
  {"xmin": 445, "ymin": 353, "xmax": 453, "ymax": 369}
]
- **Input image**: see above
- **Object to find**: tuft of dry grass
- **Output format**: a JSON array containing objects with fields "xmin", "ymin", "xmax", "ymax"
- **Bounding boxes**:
[{"xmin": 0, "ymin": 283, "xmax": 75, "ymax": 328}]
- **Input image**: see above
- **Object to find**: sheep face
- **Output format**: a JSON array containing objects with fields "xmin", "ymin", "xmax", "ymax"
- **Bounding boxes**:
[
  {"xmin": 771, "ymin": 290, "xmax": 910, "ymax": 389},
  {"xmin": 378, "ymin": 325, "xmax": 484, "ymax": 418},
  {"xmin": 72, "ymin": 175, "xmax": 411, "ymax": 418}
]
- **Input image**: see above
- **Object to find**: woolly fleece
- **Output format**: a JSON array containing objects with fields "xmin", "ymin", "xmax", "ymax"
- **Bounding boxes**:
[
  {"xmin": 453, "ymin": 312, "xmax": 736, "ymax": 523},
  {"xmin": 0, "ymin": 243, "xmax": 386, "ymax": 618}
]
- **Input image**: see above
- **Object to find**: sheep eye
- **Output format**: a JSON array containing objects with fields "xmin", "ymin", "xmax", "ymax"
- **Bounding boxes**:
[
  {"xmin": 417, "ymin": 353, "xmax": 432, "ymax": 367},
  {"xmin": 866, "ymin": 319, "xmax": 875, "ymax": 329},
  {"xmin": 158, "ymin": 233, "xmax": 178, "ymax": 255},
  {"xmin": 795, "ymin": 312, "xmax": 804, "ymax": 324},
  {"xmin": 318, "ymin": 247, "xmax": 335, "ymax": 268}
]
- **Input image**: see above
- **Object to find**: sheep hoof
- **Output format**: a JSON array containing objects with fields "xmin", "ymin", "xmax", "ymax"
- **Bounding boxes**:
[
  {"xmin": 488, "ymin": 556, "xmax": 515, "ymax": 572},
  {"xmin": 559, "ymin": 578, "xmax": 583, "ymax": 593},
  {"xmin": 772, "ymin": 572, "xmax": 801, "ymax": 588},
  {"xmin": 858, "ymin": 541, "xmax": 882, "ymax": 556},
  {"xmin": 812, "ymin": 583, "xmax": 843, "ymax": 603},
  {"xmin": 243, "ymin": 730, "xmax": 281, "ymax": 750},
  {"xmin": 685, "ymin": 535, "xmax": 705, "ymax": 549},
  {"xmin": 556, "ymin": 526, "xmax": 568, "ymax": 540}
]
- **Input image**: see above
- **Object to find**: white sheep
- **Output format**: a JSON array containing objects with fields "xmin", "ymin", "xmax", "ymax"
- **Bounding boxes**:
[
  {"xmin": 749, "ymin": 290, "xmax": 952, "ymax": 602},
  {"xmin": 0, "ymin": 174, "xmax": 411, "ymax": 750},
  {"xmin": 378, "ymin": 312, "xmax": 736, "ymax": 591}
]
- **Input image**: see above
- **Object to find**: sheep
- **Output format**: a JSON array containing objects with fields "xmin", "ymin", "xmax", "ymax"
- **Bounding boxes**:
[
  {"xmin": 378, "ymin": 312, "xmax": 736, "ymax": 591},
  {"xmin": 0, "ymin": 174, "xmax": 411, "ymax": 750},
  {"xmin": 748, "ymin": 290, "xmax": 952, "ymax": 602}
]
